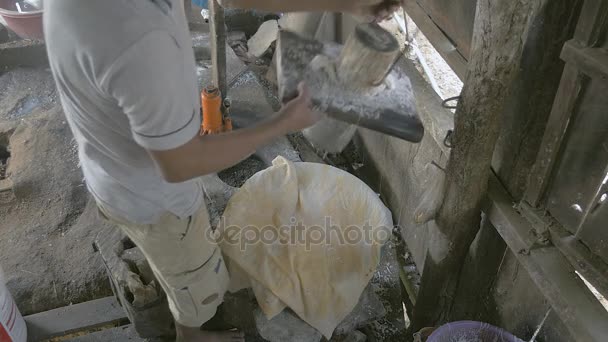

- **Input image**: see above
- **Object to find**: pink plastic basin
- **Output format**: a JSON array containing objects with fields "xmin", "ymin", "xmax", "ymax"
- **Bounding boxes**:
[
  {"xmin": 428, "ymin": 321, "xmax": 524, "ymax": 342},
  {"xmin": 0, "ymin": 0, "xmax": 43, "ymax": 40}
]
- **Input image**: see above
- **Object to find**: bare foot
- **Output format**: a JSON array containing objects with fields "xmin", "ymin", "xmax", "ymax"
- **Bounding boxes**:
[{"xmin": 176, "ymin": 325, "xmax": 245, "ymax": 342}]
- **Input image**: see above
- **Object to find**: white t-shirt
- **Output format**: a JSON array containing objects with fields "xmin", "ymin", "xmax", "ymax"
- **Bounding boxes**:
[{"xmin": 44, "ymin": 0, "xmax": 203, "ymax": 224}]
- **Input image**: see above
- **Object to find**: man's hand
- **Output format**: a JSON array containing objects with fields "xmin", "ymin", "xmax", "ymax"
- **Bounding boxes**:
[{"xmin": 277, "ymin": 82, "xmax": 324, "ymax": 132}]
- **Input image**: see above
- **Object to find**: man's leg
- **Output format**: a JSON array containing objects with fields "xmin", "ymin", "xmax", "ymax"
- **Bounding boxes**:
[{"xmin": 100, "ymin": 205, "xmax": 243, "ymax": 342}]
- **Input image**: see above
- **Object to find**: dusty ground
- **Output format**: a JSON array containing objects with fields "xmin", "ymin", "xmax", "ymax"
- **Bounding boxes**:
[{"xmin": 0, "ymin": 67, "xmax": 113, "ymax": 315}]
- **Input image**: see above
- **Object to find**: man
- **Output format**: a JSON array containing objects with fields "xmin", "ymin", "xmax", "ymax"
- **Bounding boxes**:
[{"xmin": 44, "ymin": 0, "xmax": 400, "ymax": 341}]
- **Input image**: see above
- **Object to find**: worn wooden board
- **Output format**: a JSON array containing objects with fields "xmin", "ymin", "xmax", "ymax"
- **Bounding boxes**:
[
  {"xmin": 486, "ymin": 173, "xmax": 608, "ymax": 342},
  {"xmin": 65, "ymin": 325, "xmax": 149, "ymax": 342},
  {"xmin": 24, "ymin": 297, "xmax": 128, "ymax": 341},
  {"xmin": 402, "ymin": 0, "xmax": 468, "ymax": 79},
  {"xmin": 550, "ymin": 222, "xmax": 608, "ymax": 300},
  {"xmin": 561, "ymin": 41, "xmax": 608, "ymax": 80},
  {"xmin": 417, "ymin": 0, "xmax": 477, "ymax": 61},
  {"xmin": 524, "ymin": 67, "xmax": 585, "ymax": 206},
  {"xmin": 546, "ymin": 77, "xmax": 608, "ymax": 262}
]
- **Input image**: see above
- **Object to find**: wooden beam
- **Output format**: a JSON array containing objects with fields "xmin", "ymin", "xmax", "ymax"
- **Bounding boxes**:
[
  {"xmin": 549, "ymin": 222, "xmax": 608, "ymax": 300},
  {"xmin": 0, "ymin": 40, "xmax": 48, "ymax": 69},
  {"xmin": 525, "ymin": 0, "xmax": 604, "ymax": 207},
  {"xmin": 411, "ymin": 0, "xmax": 543, "ymax": 331},
  {"xmin": 573, "ymin": 0, "xmax": 608, "ymax": 45},
  {"xmin": 561, "ymin": 40, "xmax": 608, "ymax": 80},
  {"xmin": 66, "ymin": 325, "xmax": 148, "ymax": 342},
  {"xmin": 402, "ymin": 1, "xmax": 468, "ymax": 80},
  {"xmin": 24, "ymin": 297, "xmax": 128, "ymax": 341},
  {"xmin": 524, "ymin": 65, "xmax": 586, "ymax": 206},
  {"xmin": 209, "ymin": 0, "xmax": 227, "ymax": 98},
  {"xmin": 485, "ymin": 173, "xmax": 608, "ymax": 342}
]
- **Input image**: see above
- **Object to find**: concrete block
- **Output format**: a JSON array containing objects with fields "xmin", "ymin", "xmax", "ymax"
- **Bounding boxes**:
[{"xmin": 247, "ymin": 20, "xmax": 279, "ymax": 58}]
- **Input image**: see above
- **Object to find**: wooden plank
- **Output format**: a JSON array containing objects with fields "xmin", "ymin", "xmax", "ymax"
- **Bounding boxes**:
[
  {"xmin": 417, "ymin": 0, "xmax": 477, "ymax": 60},
  {"xmin": 209, "ymin": 0, "xmax": 227, "ymax": 97},
  {"xmin": 544, "ymin": 77, "xmax": 608, "ymax": 234},
  {"xmin": 485, "ymin": 173, "xmax": 608, "ymax": 342},
  {"xmin": 550, "ymin": 223, "xmax": 608, "ymax": 300},
  {"xmin": 403, "ymin": 1, "xmax": 468, "ymax": 80},
  {"xmin": 524, "ymin": 65, "xmax": 586, "ymax": 206},
  {"xmin": 65, "ymin": 325, "xmax": 149, "ymax": 342},
  {"xmin": 24, "ymin": 297, "xmax": 128, "ymax": 341},
  {"xmin": 561, "ymin": 40, "xmax": 608, "ymax": 80},
  {"xmin": 398, "ymin": 56, "xmax": 454, "ymax": 156},
  {"xmin": 576, "ymin": 172, "xmax": 608, "ymax": 265},
  {"xmin": 574, "ymin": 0, "xmax": 608, "ymax": 46}
]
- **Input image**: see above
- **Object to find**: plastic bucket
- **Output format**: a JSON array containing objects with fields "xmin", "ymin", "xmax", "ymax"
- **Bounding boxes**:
[
  {"xmin": 0, "ymin": 266, "xmax": 27, "ymax": 342},
  {"xmin": 0, "ymin": 0, "xmax": 43, "ymax": 40},
  {"xmin": 427, "ymin": 321, "xmax": 523, "ymax": 342}
]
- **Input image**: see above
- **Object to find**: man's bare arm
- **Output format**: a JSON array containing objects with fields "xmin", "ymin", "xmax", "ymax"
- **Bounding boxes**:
[{"xmin": 149, "ymin": 83, "xmax": 320, "ymax": 183}]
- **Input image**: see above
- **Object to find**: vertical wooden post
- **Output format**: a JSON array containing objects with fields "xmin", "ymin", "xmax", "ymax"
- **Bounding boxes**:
[
  {"xmin": 209, "ymin": 0, "xmax": 227, "ymax": 98},
  {"xmin": 411, "ymin": 0, "xmax": 542, "ymax": 332},
  {"xmin": 449, "ymin": 0, "xmax": 583, "ymax": 323}
]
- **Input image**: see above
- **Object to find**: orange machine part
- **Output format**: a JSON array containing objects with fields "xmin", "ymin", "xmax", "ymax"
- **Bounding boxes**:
[{"xmin": 201, "ymin": 86, "xmax": 223, "ymax": 135}]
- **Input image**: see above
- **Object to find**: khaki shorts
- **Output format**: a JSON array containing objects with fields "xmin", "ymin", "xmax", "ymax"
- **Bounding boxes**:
[{"xmin": 99, "ymin": 204, "xmax": 230, "ymax": 328}]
